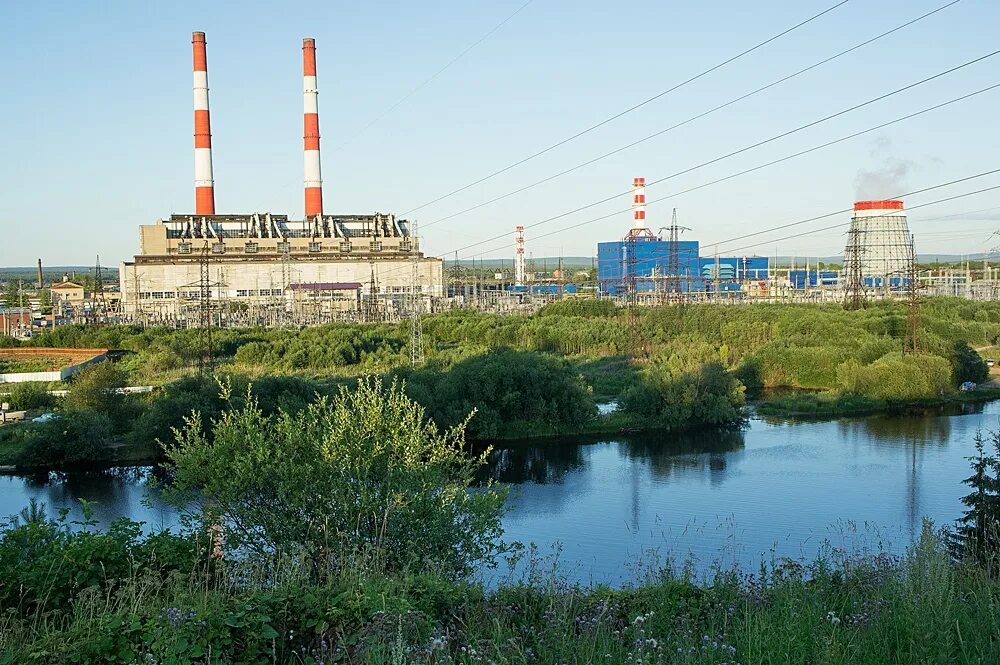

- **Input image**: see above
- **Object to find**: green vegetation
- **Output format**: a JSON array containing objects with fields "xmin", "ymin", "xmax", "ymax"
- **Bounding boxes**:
[
  {"xmin": 3, "ymin": 383, "xmax": 1000, "ymax": 663},
  {"xmin": 947, "ymin": 429, "xmax": 1000, "ymax": 569},
  {"xmin": 4, "ymin": 297, "xmax": 1000, "ymax": 468},
  {"xmin": 0, "ymin": 356, "xmax": 74, "ymax": 373},
  {"xmin": 164, "ymin": 378, "xmax": 507, "ymax": 575}
]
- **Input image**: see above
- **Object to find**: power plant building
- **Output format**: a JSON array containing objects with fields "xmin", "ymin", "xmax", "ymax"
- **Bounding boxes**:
[
  {"xmin": 120, "ymin": 33, "xmax": 442, "ymax": 320},
  {"xmin": 597, "ymin": 177, "xmax": 769, "ymax": 296}
]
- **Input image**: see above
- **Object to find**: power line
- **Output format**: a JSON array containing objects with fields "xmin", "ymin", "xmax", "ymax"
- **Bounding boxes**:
[
  {"xmin": 401, "ymin": 0, "xmax": 852, "ymax": 215},
  {"xmin": 452, "ymin": 171, "xmax": 1000, "ymax": 265},
  {"xmin": 334, "ymin": 0, "xmax": 536, "ymax": 152},
  {"xmin": 435, "ymin": 78, "xmax": 1000, "ymax": 260},
  {"xmin": 717, "ymin": 184, "xmax": 1000, "ymax": 257},
  {"xmin": 421, "ymin": 0, "xmax": 963, "ymax": 228}
]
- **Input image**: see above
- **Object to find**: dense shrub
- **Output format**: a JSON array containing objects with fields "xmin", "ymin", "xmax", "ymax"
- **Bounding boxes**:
[
  {"xmin": 14, "ymin": 409, "xmax": 114, "ymax": 467},
  {"xmin": 538, "ymin": 299, "xmax": 618, "ymax": 317},
  {"xmin": 620, "ymin": 360, "xmax": 746, "ymax": 430},
  {"xmin": 950, "ymin": 340, "xmax": 989, "ymax": 385},
  {"xmin": 400, "ymin": 348, "xmax": 596, "ymax": 439},
  {"xmin": 164, "ymin": 377, "xmax": 507, "ymax": 576},
  {"xmin": 836, "ymin": 352, "xmax": 952, "ymax": 401},
  {"xmin": 63, "ymin": 362, "xmax": 127, "ymax": 412},
  {"xmin": 0, "ymin": 508, "xmax": 203, "ymax": 615},
  {"xmin": 3, "ymin": 381, "xmax": 54, "ymax": 410}
]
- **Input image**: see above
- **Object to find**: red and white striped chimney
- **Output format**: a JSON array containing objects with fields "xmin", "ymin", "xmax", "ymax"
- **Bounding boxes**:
[
  {"xmin": 303, "ymin": 38, "xmax": 323, "ymax": 219},
  {"xmin": 632, "ymin": 177, "xmax": 646, "ymax": 230},
  {"xmin": 192, "ymin": 32, "xmax": 215, "ymax": 215}
]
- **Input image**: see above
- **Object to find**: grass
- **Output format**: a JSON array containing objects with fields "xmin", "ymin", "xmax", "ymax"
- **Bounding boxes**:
[
  {"xmin": 757, "ymin": 387, "xmax": 1000, "ymax": 417},
  {"xmin": 0, "ymin": 356, "xmax": 75, "ymax": 373},
  {"xmin": 2, "ymin": 522, "xmax": 999, "ymax": 663}
]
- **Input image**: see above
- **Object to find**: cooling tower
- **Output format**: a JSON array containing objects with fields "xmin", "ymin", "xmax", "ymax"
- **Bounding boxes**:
[{"xmin": 846, "ymin": 199, "xmax": 912, "ymax": 287}]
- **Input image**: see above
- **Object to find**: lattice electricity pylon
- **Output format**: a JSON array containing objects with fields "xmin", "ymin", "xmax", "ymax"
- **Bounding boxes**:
[
  {"xmin": 91, "ymin": 255, "xmax": 109, "ymax": 325},
  {"xmin": 198, "ymin": 240, "xmax": 214, "ymax": 372},
  {"xmin": 659, "ymin": 208, "xmax": 691, "ymax": 303},
  {"xmin": 409, "ymin": 261, "xmax": 425, "ymax": 366},
  {"xmin": 844, "ymin": 223, "xmax": 868, "ymax": 310}
]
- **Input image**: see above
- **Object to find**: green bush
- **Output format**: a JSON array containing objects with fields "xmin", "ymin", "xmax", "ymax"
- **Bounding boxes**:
[
  {"xmin": 164, "ymin": 377, "xmax": 508, "ymax": 576},
  {"xmin": 4, "ymin": 382, "xmax": 54, "ymax": 410},
  {"xmin": 14, "ymin": 409, "xmax": 114, "ymax": 467},
  {"xmin": 621, "ymin": 360, "xmax": 746, "ymax": 430},
  {"xmin": 400, "ymin": 348, "xmax": 596, "ymax": 439},
  {"xmin": 950, "ymin": 340, "xmax": 989, "ymax": 385},
  {"xmin": 836, "ymin": 352, "xmax": 952, "ymax": 401}
]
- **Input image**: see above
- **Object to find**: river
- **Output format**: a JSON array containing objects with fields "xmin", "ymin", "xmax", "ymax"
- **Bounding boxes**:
[{"xmin": 2, "ymin": 402, "xmax": 997, "ymax": 584}]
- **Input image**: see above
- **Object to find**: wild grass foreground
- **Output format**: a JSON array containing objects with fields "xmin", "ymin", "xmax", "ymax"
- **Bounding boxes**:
[
  {"xmin": 2, "ymin": 517, "xmax": 997, "ymax": 664},
  {"xmin": 3, "ymin": 379, "xmax": 1000, "ymax": 663}
]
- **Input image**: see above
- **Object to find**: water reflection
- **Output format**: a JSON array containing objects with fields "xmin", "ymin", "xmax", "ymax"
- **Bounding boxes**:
[
  {"xmin": 620, "ymin": 429, "xmax": 745, "ymax": 481},
  {"xmin": 2, "ymin": 402, "xmax": 999, "ymax": 584},
  {"xmin": 484, "ymin": 429, "xmax": 745, "ymax": 485},
  {"xmin": 1, "ymin": 467, "xmax": 176, "ymax": 531}
]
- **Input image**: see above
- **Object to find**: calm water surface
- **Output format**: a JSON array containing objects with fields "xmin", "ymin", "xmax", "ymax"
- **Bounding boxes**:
[{"xmin": 2, "ymin": 402, "xmax": 998, "ymax": 584}]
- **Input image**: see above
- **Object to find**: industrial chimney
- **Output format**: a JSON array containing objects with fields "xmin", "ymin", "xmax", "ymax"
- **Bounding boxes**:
[
  {"xmin": 36, "ymin": 259, "xmax": 43, "ymax": 289},
  {"xmin": 632, "ymin": 177, "xmax": 646, "ymax": 230},
  {"xmin": 303, "ymin": 38, "xmax": 323, "ymax": 219},
  {"xmin": 192, "ymin": 32, "xmax": 215, "ymax": 215}
]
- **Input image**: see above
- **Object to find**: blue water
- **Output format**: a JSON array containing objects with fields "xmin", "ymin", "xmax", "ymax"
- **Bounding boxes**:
[{"xmin": 2, "ymin": 402, "xmax": 997, "ymax": 584}]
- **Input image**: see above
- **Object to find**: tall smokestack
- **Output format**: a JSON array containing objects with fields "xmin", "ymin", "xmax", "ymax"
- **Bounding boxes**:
[
  {"xmin": 632, "ymin": 177, "xmax": 646, "ymax": 230},
  {"xmin": 303, "ymin": 38, "xmax": 323, "ymax": 218},
  {"xmin": 193, "ymin": 32, "xmax": 215, "ymax": 215},
  {"xmin": 36, "ymin": 259, "xmax": 43, "ymax": 289}
]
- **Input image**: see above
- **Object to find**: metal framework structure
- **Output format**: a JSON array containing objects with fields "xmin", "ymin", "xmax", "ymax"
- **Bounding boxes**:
[{"xmin": 844, "ymin": 223, "xmax": 867, "ymax": 310}]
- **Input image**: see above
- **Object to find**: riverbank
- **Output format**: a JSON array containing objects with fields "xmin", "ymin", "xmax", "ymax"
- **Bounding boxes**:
[
  {"xmin": 756, "ymin": 386, "xmax": 1000, "ymax": 417},
  {"xmin": 1, "ymin": 516, "xmax": 997, "ymax": 664}
]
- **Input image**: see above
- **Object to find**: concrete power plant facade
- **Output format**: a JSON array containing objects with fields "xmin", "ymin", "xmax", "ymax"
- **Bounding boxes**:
[{"xmin": 120, "ymin": 33, "xmax": 442, "ymax": 321}]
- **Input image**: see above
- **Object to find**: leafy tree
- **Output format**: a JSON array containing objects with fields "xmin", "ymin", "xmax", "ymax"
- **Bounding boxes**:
[
  {"xmin": 950, "ymin": 340, "xmax": 988, "ymax": 385},
  {"xmin": 2, "ymin": 280, "xmax": 21, "ymax": 309},
  {"xmin": 64, "ymin": 362, "xmax": 127, "ymax": 414},
  {"xmin": 6, "ymin": 382, "xmax": 54, "ymax": 410},
  {"xmin": 36, "ymin": 288, "xmax": 52, "ymax": 315},
  {"xmin": 621, "ymin": 360, "xmax": 746, "ymax": 430},
  {"xmin": 400, "ymin": 348, "xmax": 596, "ymax": 439},
  {"xmin": 164, "ymin": 377, "xmax": 507, "ymax": 577}
]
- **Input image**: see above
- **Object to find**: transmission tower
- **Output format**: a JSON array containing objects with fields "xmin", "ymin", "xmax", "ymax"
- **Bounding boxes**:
[
  {"xmin": 844, "ymin": 223, "xmax": 867, "ymax": 310},
  {"xmin": 91, "ymin": 255, "xmax": 109, "ymax": 325},
  {"xmin": 409, "ymin": 261, "xmax": 425, "ymax": 366},
  {"xmin": 660, "ymin": 208, "xmax": 691, "ymax": 303},
  {"xmin": 198, "ymin": 239, "xmax": 214, "ymax": 373},
  {"xmin": 904, "ymin": 234, "xmax": 922, "ymax": 355}
]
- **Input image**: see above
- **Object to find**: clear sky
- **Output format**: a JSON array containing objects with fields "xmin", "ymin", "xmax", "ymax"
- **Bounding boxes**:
[{"xmin": 1, "ymin": 0, "xmax": 998, "ymax": 267}]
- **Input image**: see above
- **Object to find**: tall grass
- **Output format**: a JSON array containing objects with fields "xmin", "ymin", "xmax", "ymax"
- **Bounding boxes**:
[{"xmin": 3, "ymin": 520, "xmax": 1000, "ymax": 663}]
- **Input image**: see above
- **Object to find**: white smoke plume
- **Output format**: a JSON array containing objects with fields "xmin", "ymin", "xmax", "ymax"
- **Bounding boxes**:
[{"xmin": 854, "ymin": 136, "xmax": 916, "ymax": 200}]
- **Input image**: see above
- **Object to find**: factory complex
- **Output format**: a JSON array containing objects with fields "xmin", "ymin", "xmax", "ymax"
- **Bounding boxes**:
[
  {"xmin": 3, "ymin": 32, "xmax": 995, "ymax": 338},
  {"xmin": 119, "ymin": 33, "xmax": 442, "ymax": 325}
]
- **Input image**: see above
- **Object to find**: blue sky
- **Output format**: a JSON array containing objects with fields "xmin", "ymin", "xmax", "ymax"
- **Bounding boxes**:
[{"xmin": 1, "ymin": 0, "xmax": 998, "ymax": 266}]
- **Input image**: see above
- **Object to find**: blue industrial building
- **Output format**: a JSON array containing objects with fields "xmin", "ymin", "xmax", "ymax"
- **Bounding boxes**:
[{"xmin": 597, "ymin": 237, "xmax": 770, "ymax": 295}]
